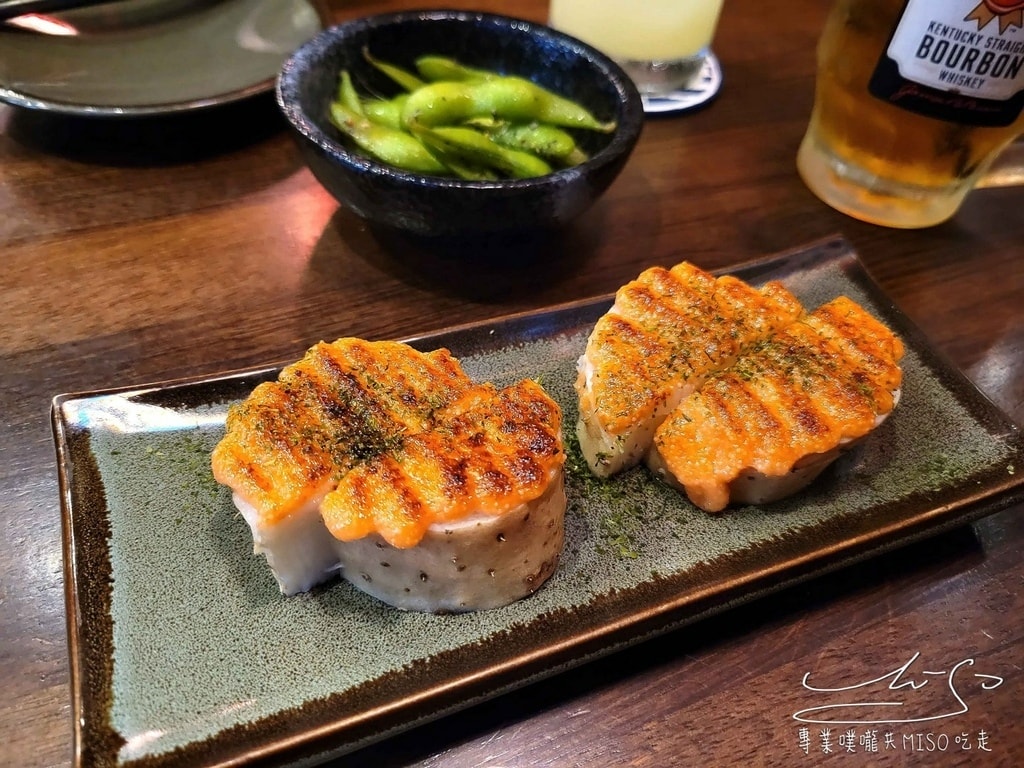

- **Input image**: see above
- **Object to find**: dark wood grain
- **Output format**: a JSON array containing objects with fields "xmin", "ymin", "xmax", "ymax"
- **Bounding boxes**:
[{"xmin": 1, "ymin": 1, "xmax": 1022, "ymax": 767}]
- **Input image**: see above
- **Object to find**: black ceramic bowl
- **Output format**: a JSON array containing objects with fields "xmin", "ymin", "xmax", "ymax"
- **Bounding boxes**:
[{"xmin": 276, "ymin": 10, "xmax": 644, "ymax": 239}]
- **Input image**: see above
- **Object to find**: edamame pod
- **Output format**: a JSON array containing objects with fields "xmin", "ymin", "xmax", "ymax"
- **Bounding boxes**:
[
  {"xmin": 485, "ymin": 122, "xmax": 589, "ymax": 166},
  {"xmin": 425, "ymin": 149, "xmax": 501, "ymax": 181},
  {"xmin": 361, "ymin": 93, "xmax": 409, "ymax": 131},
  {"xmin": 329, "ymin": 102, "xmax": 448, "ymax": 174},
  {"xmin": 411, "ymin": 122, "xmax": 552, "ymax": 179},
  {"xmin": 362, "ymin": 48, "xmax": 425, "ymax": 92},
  {"xmin": 401, "ymin": 77, "xmax": 616, "ymax": 133},
  {"xmin": 338, "ymin": 70, "xmax": 364, "ymax": 116},
  {"xmin": 414, "ymin": 55, "xmax": 496, "ymax": 83}
]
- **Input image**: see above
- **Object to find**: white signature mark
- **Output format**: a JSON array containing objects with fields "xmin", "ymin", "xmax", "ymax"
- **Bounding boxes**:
[{"xmin": 793, "ymin": 652, "xmax": 1004, "ymax": 725}]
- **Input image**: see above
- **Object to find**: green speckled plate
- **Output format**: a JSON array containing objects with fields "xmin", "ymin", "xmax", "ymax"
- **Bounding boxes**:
[
  {"xmin": 52, "ymin": 237, "xmax": 1024, "ymax": 768},
  {"xmin": 0, "ymin": 0, "xmax": 324, "ymax": 116}
]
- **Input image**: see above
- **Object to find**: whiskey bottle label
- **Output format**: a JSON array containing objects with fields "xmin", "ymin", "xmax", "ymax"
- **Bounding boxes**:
[{"xmin": 869, "ymin": 0, "xmax": 1024, "ymax": 126}]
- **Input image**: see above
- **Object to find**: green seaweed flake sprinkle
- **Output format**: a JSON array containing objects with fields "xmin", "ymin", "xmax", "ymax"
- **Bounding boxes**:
[
  {"xmin": 138, "ymin": 430, "xmax": 220, "ymax": 495},
  {"xmin": 598, "ymin": 510, "xmax": 640, "ymax": 559},
  {"xmin": 564, "ymin": 428, "xmax": 649, "ymax": 560}
]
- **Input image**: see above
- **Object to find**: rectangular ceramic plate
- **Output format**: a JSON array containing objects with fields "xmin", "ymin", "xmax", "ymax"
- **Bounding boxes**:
[{"xmin": 53, "ymin": 237, "xmax": 1024, "ymax": 768}]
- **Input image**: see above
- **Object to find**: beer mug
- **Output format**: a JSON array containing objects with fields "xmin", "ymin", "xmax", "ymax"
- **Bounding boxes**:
[{"xmin": 797, "ymin": 0, "xmax": 1024, "ymax": 229}]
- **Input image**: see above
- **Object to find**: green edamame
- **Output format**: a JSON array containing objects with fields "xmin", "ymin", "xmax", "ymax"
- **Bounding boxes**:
[
  {"xmin": 484, "ymin": 122, "xmax": 589, "ymax": 166},
  {"xmin": 411, "ymin": 123, "xmax": 552, "ymax": 179},
  {"xmin": 362, "ymin": 47, "xmax": 425, "ymax": 92},
  {"xmin": 328, "ymin": 102, "xmax": 447, "ymax": 174},
  {"xmin": 401, "ymin": 77, "xmax": 616, "ymax": 133},
  {"xmin": 361, "ymin": 94, "xmax": 409, "ymax": 131},
  {"xmin": 328, "ymin": 54, "xmax": 615, "ymax": 178},
  {"xmin": 414, "ymin": 55, "xmax": 496, "ymax": 83},
  {"xmin": 338, "ymin": 70, "xmax": 364, "ymax": 116},
  {"xmin": 423, "ymin": 148, "xmax": 501, "ymax": 182}
]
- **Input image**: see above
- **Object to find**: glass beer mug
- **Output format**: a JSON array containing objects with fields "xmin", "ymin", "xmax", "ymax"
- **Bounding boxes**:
[{"xmin": 797, "ymin": 0, "xmax": 1024, "ymax": 228}]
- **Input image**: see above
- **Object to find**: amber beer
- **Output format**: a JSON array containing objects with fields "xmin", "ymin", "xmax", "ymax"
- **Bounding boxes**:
[{"xmin": 798, "ymin": 0, "xmax": 1024, "ymax": 228}]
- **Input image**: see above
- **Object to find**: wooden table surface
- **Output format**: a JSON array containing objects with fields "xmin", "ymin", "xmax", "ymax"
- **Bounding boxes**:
[{"xmin": 3, "ymin": 1, "xmax": 1023, "ymax": 766}]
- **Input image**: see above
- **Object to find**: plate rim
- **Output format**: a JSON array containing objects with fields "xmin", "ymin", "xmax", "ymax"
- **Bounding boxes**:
[
  {"xmin": 52, "ymin": 235, "xmax": 1024, "ymax": 767},
  {"xmin": 0, "ymin": 0, "xmax": 328, "ymax": 118}
]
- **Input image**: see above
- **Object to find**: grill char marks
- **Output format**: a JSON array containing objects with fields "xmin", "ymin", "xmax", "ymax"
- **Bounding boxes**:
[
  {"xmin": 210, "ymin": 339, "xmax": 568, "ymax": 609},
  {"xmin": 575, "ymin": 261, "xmax": 804, "ymax": 477},
  {"xmin": 321, "ymin": 379, "xmax": 564, "ymax": 549},
  {"xmin": 650, "ymin": 296, "xmax": 905, "ymax": 512},
  {"xmin": 582, "ymin": 265, "xmax": 719, "ymax": 437},
  {"xmin": 211, "ymin": 339, "xmax": 474, "ymax": 526}
]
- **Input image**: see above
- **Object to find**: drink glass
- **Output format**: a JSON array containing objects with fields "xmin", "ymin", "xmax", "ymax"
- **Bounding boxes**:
[
  {"xmin": 797, "ymin": 0, "xmax": 1024, "ymax": 229},
  {"xmin": 548, "ymin": 0, "xmax": 725, "ymax": 96}
]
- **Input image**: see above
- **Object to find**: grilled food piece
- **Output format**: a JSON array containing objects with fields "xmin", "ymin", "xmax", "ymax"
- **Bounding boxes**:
[
  {"xmin": 647, "ymin": 296, "xmax": 905, "ymax": 512},
  {"xmin": 320, "ymin": 379, "xmax": 566, "ymax": 612},
  {"xmin": 575, "ymin": 262, "xmax": 804, "ymax": 477},
  {"xmin": 211, "ymin": 338, "xmax": 474, "ymax": 595}
]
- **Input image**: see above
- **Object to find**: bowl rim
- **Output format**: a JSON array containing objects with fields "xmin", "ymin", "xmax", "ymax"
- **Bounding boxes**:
[{"xmin": 275, "ymin": 8, "xmax": 644, "ymax": 191}]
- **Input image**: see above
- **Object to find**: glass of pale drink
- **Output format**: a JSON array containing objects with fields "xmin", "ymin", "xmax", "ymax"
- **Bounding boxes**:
[{"xmin": 549, "ymin": 0, "xmax": 725, "ymax": 97}]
